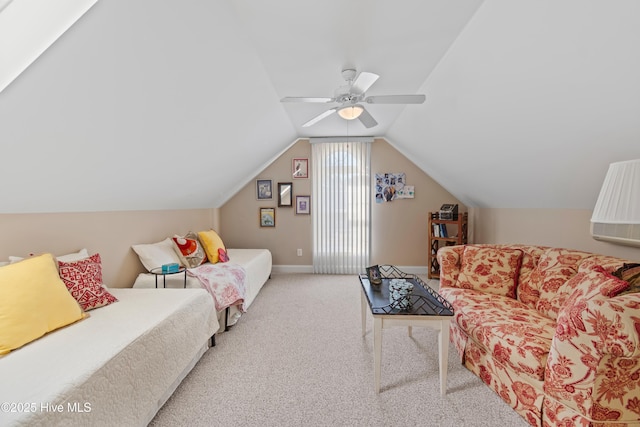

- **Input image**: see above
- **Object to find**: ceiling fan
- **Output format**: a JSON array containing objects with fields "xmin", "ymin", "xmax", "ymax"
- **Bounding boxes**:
[{"xmin": 281, "ymin": 69, "xmax": 426, "ymax": 128}]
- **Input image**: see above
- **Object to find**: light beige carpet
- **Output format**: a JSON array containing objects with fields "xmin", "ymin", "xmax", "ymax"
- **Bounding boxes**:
[{"xmin": 150, "ymin": 273, "xmax": 529, "ymax": 427}]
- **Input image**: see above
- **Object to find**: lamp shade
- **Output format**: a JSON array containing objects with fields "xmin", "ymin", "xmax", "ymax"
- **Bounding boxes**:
[
  {"xmin": 337, "ymin": 105, "xmax": 364, "ymax": 120},
  {"xmin": 590, "ymin": 159, "xmax": 640, "ymax": 246}
]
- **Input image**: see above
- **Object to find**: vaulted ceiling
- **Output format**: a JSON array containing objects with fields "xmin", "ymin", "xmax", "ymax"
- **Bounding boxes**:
[{"xmin": 1, "ymin": 0, "xmax": 639, "ymax": 214}]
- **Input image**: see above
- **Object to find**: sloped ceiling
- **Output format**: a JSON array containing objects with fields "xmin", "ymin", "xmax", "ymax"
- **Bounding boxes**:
[{"xmin": 1, "ymin": 0, "xmax": 639, "ymax": 214}]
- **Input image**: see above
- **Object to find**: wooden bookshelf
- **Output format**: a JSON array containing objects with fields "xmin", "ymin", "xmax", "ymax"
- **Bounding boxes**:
[{"xmin": 428, "ymin": 211, "xmax": 468, "ymax": 279}]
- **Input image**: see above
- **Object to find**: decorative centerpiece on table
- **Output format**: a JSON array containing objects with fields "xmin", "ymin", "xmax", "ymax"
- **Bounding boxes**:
[{"xmin": 389, "ymin": 278, "xmax": 413, "ymax": 310}]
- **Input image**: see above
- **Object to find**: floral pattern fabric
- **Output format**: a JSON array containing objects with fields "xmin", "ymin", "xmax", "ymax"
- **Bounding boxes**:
[
  {"xmin": 438, "ymin": 244, "xmax": 640, "ymax": 427},
  {"xmin": 532, "ymin": 249, "xmax": 593, "ymax": 320},
  {"xmin": 440, "ymin": 286, "xmax": 556, "ymax": 382},
  {"xmin": 455, "ymin": 245, "xmax": 523, "ymax": 298},
  {"xmin": 464, "ymin": 339, "xmax": 545, "ymax": 427},
  {"xmin": 544, "ymin": 267, "xmax": 640, "ymax": 425},
  {"xmin": 187, "ymin": 262, "xmax": 246, "ymax": 311},
  {"xmin": 437, "ymin": 244, "xmax": 464, "ymax": 288}
]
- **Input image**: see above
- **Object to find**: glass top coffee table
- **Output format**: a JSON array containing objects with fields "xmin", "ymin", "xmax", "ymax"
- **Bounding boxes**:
[{"xmin": 358, "ymin": 265, "xmax": 454, "ymax": 395}]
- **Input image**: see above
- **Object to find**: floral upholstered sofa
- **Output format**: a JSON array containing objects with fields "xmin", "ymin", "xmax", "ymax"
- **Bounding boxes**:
[{"xmin": 437, "ymin": 244, "xmax": 640, "ymax": 427}]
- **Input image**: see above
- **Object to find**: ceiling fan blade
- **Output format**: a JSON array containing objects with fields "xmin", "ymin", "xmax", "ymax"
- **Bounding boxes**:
[
  {"xmin": 351, "ymin": 72, "xmax": 379, "ymax": 95},
  {"xmin": 302, "ymin": 108, "xmax": 337, "ymax": 127},
  {"xmin": 364, "ymin": 94, "xmax": 426, "ymax": 104},
  {"xmin": 281, "ymin": 97, "xmax": 335, "ymax": 103},
  {"xmin": 357, "ymin": 107, "xmax": 378, "ymax": 128}
]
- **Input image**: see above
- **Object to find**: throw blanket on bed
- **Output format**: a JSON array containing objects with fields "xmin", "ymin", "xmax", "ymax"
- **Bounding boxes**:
[{"xmin": 186, "ymin": 263, "xmax": 247, "ymax": 312}]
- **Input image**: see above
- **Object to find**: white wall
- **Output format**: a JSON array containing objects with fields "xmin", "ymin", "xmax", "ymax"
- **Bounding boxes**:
[{"xmin": 475, "ymin": 207, "xmax": 640, "ymax": 261}]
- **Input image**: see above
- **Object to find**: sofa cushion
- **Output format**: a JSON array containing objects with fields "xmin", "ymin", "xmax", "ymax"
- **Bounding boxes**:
[
  {"xmin": 510, "ymin": 245, "xmax": 547, "ymax": 308},
  {"xmin": 0, "ymin": 254, "xmax": 87, "ymax": 355},
  {"xmin": 578, "ymin": 255, "xmax": 627, "ymax": 274},
  {"xmin": 543, "ymin": 265, "xmax": 630, "ymax": 327},
  {"xmin": 440, "ymin": 287, "xmax": 556, "ymax": 381},
  {"xmin": 533, "ymin": 249, "xmax": 593, "ymax": 320},
  {"xmin": 455, "ymin": 246, "xmax": 523, "ymax": 298}
]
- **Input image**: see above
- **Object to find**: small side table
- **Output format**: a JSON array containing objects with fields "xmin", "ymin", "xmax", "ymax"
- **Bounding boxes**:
[{"xmin": 150, "ymin": 267, "xmax": 187, "ymax": 288}]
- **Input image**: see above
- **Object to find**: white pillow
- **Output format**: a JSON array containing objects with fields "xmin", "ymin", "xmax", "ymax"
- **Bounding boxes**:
[
  {"xmin": 0, "ymin": 261, "xmax": 9, "ymax": 267},
  {"xmin": 132, "ymin": 238, "xmax": 182, "ymax": 272},
  {"xmin": 9, "ymin": 248, "xmax": 90, "ymax": 264},
  {"xmin": 56, "ymin": 248, "xmax": 90, "ymax": 262}
]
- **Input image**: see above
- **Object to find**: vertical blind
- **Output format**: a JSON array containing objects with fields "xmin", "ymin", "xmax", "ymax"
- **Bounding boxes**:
[{"xmin": 312, "ymin": 141, "xmax": 371, "ymax": 274}]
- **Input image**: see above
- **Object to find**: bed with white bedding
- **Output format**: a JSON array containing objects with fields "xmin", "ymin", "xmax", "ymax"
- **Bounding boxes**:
[
  {"xmin": 0, "ymin": 288, "xmax": 218, "ymax": 427},
  {"xmin": 133, "ymin": 248, "xmax": 272, "ymax": 331}
]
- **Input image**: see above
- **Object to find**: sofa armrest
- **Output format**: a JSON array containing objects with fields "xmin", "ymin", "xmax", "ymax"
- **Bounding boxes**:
[
  {"xmin": 544, "ymin": 293, "xmax": 640, "ymax": 423},
  {"xmin": 436, "ymin": 245, "xmax": 465, "ymax": 288}
]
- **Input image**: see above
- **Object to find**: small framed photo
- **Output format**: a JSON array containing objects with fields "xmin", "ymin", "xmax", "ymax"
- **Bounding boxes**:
[
  {"xmin": 292, "ymin": 158, "xmax": 308, "ymax": 179},
  {"xmin": 256, "ymin": 179, "xmax": 273, "ymax": 200},
  {"xmin": 259, "ymin": 207, "xmax": 275, "ymax": 227},
  {"xmin": 295, "ymin": 195, "xmax": 310, "ymax": 215},
  {"xmin": 278, "ymin": 182, "xmax": 293, "ymax": 207},
  {"xmin": 366, "ymin": 265, "xmax": 382, "ymax": 285}
]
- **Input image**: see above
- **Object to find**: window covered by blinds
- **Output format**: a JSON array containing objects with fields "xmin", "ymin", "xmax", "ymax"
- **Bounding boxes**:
[{"xmin": 311, "ymin": 141, "xmax": 371, "ymax": 274}]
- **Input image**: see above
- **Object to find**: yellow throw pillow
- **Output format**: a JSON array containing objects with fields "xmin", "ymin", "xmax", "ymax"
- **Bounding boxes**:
[
  {"xmin": 198, "ymin": 229, "xmax": 226, "ymax": 264},
  {"xmin": 0, "ymin": 253, "xmax": 87, "ymax": 355}
]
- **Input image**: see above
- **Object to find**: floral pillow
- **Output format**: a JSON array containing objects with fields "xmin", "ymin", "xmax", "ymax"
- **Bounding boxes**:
[
  {"xmin": 57, "ymin": 253, "xmax": 118, "ymax": 311},
  {"xmin": 172, "ymin": 232, "xmax": 208, "ymax": 268},
  {"xmin": 612, "ymin": 263, "xmax": 640, "ymax": 296},
  {"xmin": 533, "ymin": 249, "xmax": 592, "ymax": 320},
  {"xmin": 455, "ymin": 245, "xmax": 523, "ymax": 298}
]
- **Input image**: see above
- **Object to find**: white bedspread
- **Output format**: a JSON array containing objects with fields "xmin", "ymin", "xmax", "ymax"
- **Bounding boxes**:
[
  {"xmin": 134, "ymin": 249, "xmax": 271, "ymax": 310},
  {"xmin": 0, "ymin": 288, "xmax": 218, "ymax": 427}
]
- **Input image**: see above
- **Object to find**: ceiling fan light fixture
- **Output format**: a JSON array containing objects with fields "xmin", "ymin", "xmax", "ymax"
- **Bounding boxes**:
[{"xmin": 337, "ymin": 104, "xmax": 364, "ymax": 120}]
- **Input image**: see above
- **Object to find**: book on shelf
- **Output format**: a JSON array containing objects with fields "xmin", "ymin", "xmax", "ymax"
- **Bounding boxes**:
[
  {"xmin": 433, "ymin": 224, "xmax": 440, "ymax": 237},
  {"xmin": 439, "ymin": 224, "xmax": 448, "ymax": 238}
]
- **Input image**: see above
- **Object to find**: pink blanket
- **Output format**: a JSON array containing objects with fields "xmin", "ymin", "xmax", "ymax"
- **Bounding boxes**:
[{"xmin": 186, "ymin": 262, "xmax": 247, "ymax": 311}]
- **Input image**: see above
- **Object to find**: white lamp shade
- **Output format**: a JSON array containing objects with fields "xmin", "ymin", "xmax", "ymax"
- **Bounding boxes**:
[
  {"xmin": 591, "ymin": 159, "xmax": 640, "ymax": 224},
  {"xmin": 337, "ymin": 105, "xmax": 364, "ymax": 120}
]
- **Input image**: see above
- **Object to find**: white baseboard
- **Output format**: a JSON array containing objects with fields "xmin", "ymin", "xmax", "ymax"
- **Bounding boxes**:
[
  {"xmin": 271, "ymin": 265, "xmax": 314, "ymax": 274},
  {"xmin": 271, "ymin": 265, "xmax": 428, "ymax": 275}
]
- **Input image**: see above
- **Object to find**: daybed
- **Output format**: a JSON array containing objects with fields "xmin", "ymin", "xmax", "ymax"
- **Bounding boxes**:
[
  {"xmin": 132, "ymin": 232, "xmax": 272, "ymax": 331},
  {"xmin": 0, "ymin": 253, "xmax": 219, "ymax": 427},
  {"xmin": 437, "ymin": 244, "xmax": 640, "ymax": 427}
]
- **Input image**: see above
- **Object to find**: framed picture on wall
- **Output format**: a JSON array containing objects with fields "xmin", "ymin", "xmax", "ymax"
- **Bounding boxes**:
[
  {"xmin": 292, "ymin": 158, "xmax": 308, "ymax": 179},
  {"xmin": 259, "ymin": 207, "xmax": 275, "ymax": 227},
  {"xmin": 295, "ymin": 195, "xmax": 310, "ymax": 215},
  {"xmin": 256, "ymin": 179, "xmax": 273, "ymax": 200}
]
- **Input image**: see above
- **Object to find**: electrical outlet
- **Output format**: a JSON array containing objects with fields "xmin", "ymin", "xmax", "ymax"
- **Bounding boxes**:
[{"xmin": 297, "ymin": 248, "xmax": 302, "ymax": 256}]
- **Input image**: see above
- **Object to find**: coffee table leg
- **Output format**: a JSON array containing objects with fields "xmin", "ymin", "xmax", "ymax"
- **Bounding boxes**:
[
  {"xmin": 374, "ymin": 317, "xmax": 382, "ymax": 393},
  {"xmin": 407, "ymin": 326, "xmax": 412, "ymax": 337},
  {"xmin": 360, "ymin": 291, "xmax": 367, "ymax": 337},
  {"xmin": 439, "ymin": 319, "xmax": 450, "ymax": 396}
]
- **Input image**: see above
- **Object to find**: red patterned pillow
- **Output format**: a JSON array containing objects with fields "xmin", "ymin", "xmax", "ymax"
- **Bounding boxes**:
[
  {"xmin": 456, "ymin": 246, "xmax": 523, "ymax": 298},
  {"xmin": 57, "ymin": 253, "xmax": 118, "ymax": 311},
  {"xmin": 172, "ymin": 232, "xmax": 208, "ymax": 268}
]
